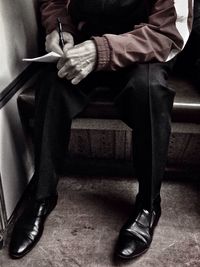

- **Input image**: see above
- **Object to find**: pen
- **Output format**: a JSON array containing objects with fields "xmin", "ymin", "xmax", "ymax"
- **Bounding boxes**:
[{"xmin": 57, "ymin": 17, "xmax": 65, "ymax": 50}]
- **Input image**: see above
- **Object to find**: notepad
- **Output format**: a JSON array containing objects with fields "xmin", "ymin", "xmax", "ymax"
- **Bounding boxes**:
[{"xmin": 22, "ymin": 52, "xmax": 61, "ymax": 63}]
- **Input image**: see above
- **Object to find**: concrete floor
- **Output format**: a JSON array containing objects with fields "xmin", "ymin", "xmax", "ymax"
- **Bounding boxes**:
[{"xmin": 0, "ymin": 175, "xmax": 200, "ymax": 267}]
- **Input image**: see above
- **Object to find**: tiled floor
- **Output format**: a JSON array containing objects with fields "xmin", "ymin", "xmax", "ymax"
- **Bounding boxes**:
[{"xmin": 0, "ymin": 175, "xmax": 200, "ymax": 267}]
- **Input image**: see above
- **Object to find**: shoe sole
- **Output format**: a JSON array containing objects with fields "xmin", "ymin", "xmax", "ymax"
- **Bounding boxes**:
[{"xmin": 116, "ymin": 246, "xmax": 149, "ymax": 260}]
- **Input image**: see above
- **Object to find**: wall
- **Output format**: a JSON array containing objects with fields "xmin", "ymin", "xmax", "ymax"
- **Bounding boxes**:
[
  {"xmin": 0, "ymin": 0, "xmax": 39, "ymax": 222},
  {"xmin": 0, "ymin": 0, "xmax": 39, "ymax": 92},
  {"xmin": 0, "ymin": 83, "xmax": 35, "ymax": 220}
]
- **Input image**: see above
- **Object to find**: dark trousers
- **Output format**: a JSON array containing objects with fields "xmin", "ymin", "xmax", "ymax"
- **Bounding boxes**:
[{"xmin": 34, "ymin": 61, "xmax": 175, "ymax": 210}]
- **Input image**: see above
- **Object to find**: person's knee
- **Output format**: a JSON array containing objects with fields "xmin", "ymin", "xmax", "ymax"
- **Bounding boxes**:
[
  {"xmin": 36, "ymin": 64, "xmax": 67, "ymax": 103},
  {"xmin": 121, "ymin": 64, "xmax": 175, "ymax": 118},
  {"xmin": 134, "ymin": 64, "xmax": 175, "ymax": 103}
]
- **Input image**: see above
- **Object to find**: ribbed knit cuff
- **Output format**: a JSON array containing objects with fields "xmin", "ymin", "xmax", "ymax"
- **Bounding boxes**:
[{"xmin": 92, "ymin": 36, "xmax": 111, "ymax": 71}]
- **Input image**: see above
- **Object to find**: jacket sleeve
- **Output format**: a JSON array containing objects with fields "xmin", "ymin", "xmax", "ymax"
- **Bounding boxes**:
[
  {"xmin": 193, "ymin": 0, "xmax": 200, "ymax": 36},
  {"xmin": 38, "ymin": 0, "xmax": 77, "ymax": 36},
  {"xmin": 92, "ymin": 0, "xmax": 194, "ymax": 71}
]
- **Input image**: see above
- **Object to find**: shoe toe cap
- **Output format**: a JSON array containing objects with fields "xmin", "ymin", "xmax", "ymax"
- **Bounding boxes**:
[
  {"xmin": 117, "ymin": 234, "xmax": 138, "ymax": 258},
  {"xmin": 9, "ymin": 232, "xmax": 33, "ymax": 258},
  {"xmin": 116, "ymin": 233, "xmax": 149, "ymax": 259}
]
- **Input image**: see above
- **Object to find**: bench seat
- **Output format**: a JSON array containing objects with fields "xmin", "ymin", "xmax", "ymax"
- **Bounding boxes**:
[{"xmin": 18, "ymin": 74, "xmax": 200, "ymax": 123}]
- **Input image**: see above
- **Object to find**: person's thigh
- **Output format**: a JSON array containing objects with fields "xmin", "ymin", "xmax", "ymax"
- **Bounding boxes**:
[
  {"xmin": 35, "ymin": 61, "xmax": 175, "ymax": 120},
  {"xmin": 112, "ymin": 61, "xmax": 176, "ymax": 128}
]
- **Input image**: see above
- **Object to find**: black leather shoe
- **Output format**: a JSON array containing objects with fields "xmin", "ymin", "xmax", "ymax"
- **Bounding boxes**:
[
  {"xmin": 116, "ymin": 205, "xmax": 161, "ymax": 259},
  {"xmin": 9, "ymin": 194, "xmax": 58, "ymax": 259}
]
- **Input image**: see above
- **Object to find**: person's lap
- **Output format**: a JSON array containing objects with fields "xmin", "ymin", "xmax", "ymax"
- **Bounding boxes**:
[{"xmin": 36, "ymin": 61, "xmax": 174, "ymax": 122}]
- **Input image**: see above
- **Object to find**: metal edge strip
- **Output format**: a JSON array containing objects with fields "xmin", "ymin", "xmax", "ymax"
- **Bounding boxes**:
[
  {"xmin": 0, "ymin": 63, "xmax": 43, "ymax": 109},
  {"xmin": 0, "ymin": 172, "xmax": 8, "ymax": 248}
]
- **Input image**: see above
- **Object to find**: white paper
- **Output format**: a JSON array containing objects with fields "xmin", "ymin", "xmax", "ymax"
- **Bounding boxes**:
[{"xmin": 22, "ymin": 52, "xmax": 61, "ymax": 63}]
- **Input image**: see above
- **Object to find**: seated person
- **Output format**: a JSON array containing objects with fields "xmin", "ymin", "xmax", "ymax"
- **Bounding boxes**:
[{"xmin": 9, "ymin": 0, "xmax": 193, "ymax": 260}]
